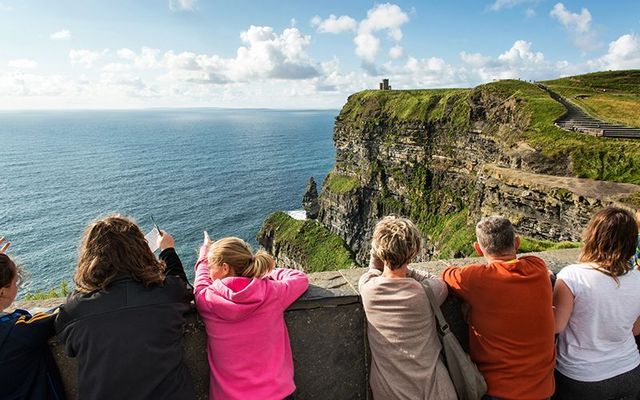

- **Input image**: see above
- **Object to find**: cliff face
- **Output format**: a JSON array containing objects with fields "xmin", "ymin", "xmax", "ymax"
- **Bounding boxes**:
[
  {"xmin": 315, "ymin": 82, "xmax": 640, "ymax": 265},
  {"xmin": 258, "ymin": 77, "xmax": 640, "ymax": 269}
]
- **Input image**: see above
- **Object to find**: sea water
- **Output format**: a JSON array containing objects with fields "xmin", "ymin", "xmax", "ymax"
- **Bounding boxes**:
[{"xmin": 0, "ymin": 108, "xmax": 336, "ymax": 295}]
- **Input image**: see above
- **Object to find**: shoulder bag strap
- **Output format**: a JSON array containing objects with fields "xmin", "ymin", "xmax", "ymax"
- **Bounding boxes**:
[{"xmin": 421, "ymin": 282, "xmax": 451, "ymax": 335}]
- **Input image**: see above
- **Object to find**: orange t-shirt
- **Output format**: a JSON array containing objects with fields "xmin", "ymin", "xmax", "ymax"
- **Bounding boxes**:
[{"xmin": 441, "ymin": 256, "xmax": 555, "ymax": 400}]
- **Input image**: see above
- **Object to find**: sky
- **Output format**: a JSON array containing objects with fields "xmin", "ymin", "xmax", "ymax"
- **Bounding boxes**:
[{"xmin": 0, "ymin": 0, "xmax": 639, "ymax": 109}]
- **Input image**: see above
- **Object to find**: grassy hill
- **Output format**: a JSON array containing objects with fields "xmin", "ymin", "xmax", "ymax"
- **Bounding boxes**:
[
  {"xmin": 542, "ymin": 70, "xmax": 640, "ymax": 128},
  {"xmin": 480, "ymin": 78, "xmax": 640, "ymax": 184}
]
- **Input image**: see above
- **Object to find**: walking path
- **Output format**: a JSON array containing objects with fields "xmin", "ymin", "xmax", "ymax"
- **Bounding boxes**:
[{"xmin": 537, "ymin": 84, "xmax": 640, "ymax": 139}]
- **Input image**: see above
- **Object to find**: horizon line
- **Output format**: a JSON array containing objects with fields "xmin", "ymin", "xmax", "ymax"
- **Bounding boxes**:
[{"xmin": 0, "ymin": 106, "xmax": 342, "ymax": 113}]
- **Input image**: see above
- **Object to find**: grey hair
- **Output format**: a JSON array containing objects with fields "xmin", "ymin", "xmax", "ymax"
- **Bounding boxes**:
[{"xmin": 475, "ymin": 216, "xmax": 516, "ymax": 256}]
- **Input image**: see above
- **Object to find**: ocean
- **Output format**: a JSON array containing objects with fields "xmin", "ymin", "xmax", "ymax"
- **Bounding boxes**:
[{"xmin": 0, "ymin": 108, "xmax": 337, "ymax": 295}]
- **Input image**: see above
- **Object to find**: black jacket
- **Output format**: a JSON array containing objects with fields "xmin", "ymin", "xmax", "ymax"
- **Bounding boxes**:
[
  {"xmin": 55, "ymin": 248, "xmax": 196, "ymax": 400},
  {"xmin": 0, "ymin": 310, "xmax": 66, "ymax": 400}
]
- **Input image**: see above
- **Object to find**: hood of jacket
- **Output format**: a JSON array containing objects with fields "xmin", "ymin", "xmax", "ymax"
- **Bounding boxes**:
[{"xmin": 205, "ymin": 276, "xmax": 271, "ymax": 321}]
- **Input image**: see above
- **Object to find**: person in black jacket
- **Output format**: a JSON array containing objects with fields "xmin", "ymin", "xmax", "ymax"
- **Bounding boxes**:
[
  {"xmin": 0, "ymin": 238, "xmax": 66, "ymax": 400},
  {"xmin": 55, "ymin": 215, "xmax": 196, "ymax": 400}
]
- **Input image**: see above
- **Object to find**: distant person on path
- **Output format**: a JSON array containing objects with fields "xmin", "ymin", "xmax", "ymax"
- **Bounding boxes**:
[
  {"xmin": 552, "ymin": 207, "xmax": 640, "ymax": 400},
  {"xmin": 0, "ymin": 237, "xmax": 66, "ymax": 400},
  {"xmin": 441, "ymin": 216, "xmax": 555, "ymax": 400},
  {"xmin": 194, "ymin": 233, "xmax": 308, "ymax": 400},
  {"xmin": 359, "ymin": 216, "xmax": 457, "ymax": 400},
  {"xmin": 55, "ymin": 215, "xmax": 196, "ymax": 400}
]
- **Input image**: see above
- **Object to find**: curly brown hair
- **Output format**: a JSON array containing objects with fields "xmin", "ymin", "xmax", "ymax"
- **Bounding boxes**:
[
  {"xmin": 580, "ymin": 207, "xmax": 638, "ymax": 279},
  {"xmin": 74, "ymin": 215, "xmax": 165, "ymax": 293}
]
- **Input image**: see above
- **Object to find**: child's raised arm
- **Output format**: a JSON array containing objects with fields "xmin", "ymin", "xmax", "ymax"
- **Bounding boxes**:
[
  {"xmin": 194, "ymin": 234, "xmax": 213, "ymax": 295},
  {"xmin": 269, "ymin": 268, "xmax": 309, "ymax": 309}
]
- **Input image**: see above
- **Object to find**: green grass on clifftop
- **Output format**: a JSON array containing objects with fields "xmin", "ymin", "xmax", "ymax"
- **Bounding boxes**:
[
  {"xmin": 518, "ymin": 237, "xmax": 580, "ymax": 253},
  {"xmin": 479, "ymin": 79, "xmax": 640, "ymax": 184},
  {"xmin": 23, "ymin": 281, "xmax": 71, "ymax": 300},
  {"xmin": 339, "ymin": 88, "xmax": 471, "ymax": 127},
  {"xmin": 261, "ymin": 212, "xmax": 357, "ymax": 272},
  {"xmin": 324, "ymin": 172, "xmax": 360, "ymax": 194},
  {"xmin": 543, "ymin": 70, "xmax": 640, "ymax": 127}
]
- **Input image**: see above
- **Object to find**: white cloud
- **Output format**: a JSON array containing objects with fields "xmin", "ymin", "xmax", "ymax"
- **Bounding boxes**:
[
  {"xmin": 0, "ymin": 2, "xmax": 13, "ymax": 12},
  {"xmin": 389, "ymin": 45, "xmax": 404, "ymax": 59},
  {"xmin": 587, "ymin": 34, "xmax": 640, "ymax": 70},
  {"xmin": 488, "ymin": 0, "xmax": 537, "ymax": 11},
  {"xmin": 101, "ymin": 62, "xmax": 132, "ymax": 72},
  {"xmin": 550, "ymin": 3, "xmax": 599, "ymax": 51},
  {"xmin": 117, "ymin": 48, "xmax": 136, "ymax": 60},
  {"xmin": 227, "ymin": 26, "xmax": 319, "ymax": 80},
  {"xmin": 525, "ymin": 8, "xmax": 536, "ymax": 18},
  {"xmin": 550, "ymin": 3, "xmax": 591, "ymax": 33},
  {"xmin": 354, "ymin": 33, "xmax": 381, "ymax": 62},
  {"xmin": 169, "ymin": 0, "xmax": 196, "ymax": 11},
  {"xmin": 460, "ymin": 40, "xmax": 554, "ymax": 82},
  {"xmin": 313, "ymin": 4, "xmax": 409, "ymax": 67},
  {"xmin": 69, "ymin": 49, "xmax": 107, "ymax": 68},
  {"xmin": 50, "ymin": 29, "xmax": 71, "ymax": 40},
  {"xmin": 8, "ymin": 58, "xmax": 37, "ymax": 69},
  {"xmin": 359, "ymin": 3, "xmax": 408, "ymax": 40},
  {"xmin": 380, "ymin": 56, "xmax": 465, "ymax": 88},
  {"xmin": 355, "ymin": 3, "xmax": 409, "ymax": 62},
  {"xmin": 498, "ymin": 40, "xmax": 544, "ymax": 64},
  {"xmin": 118, "ymin": 47, "xmax": 161, "ymax": 69},
  {"xmin": 460, "ymin": 51, "xmax": 492, "ymax": 67},
  {"xmin": 311, "ymin": 14, "xmax": 357, "ymax": 34}
]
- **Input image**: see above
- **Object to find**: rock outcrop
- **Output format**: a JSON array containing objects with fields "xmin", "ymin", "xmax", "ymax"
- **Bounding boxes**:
[{"xmin": 302, "ymin": 177, "xmax": 320, "ymax": 219}]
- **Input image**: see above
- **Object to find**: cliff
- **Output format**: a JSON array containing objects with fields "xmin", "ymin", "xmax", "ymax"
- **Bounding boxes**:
[{"xmin": 258, "ymin": 72, "xmax": 640, "ymax": 268}]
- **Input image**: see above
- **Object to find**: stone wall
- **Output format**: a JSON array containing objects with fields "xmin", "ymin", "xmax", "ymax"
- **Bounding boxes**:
[{"xmin": 39, "ymin": 249, "xmax": 580, "ymax": 400}]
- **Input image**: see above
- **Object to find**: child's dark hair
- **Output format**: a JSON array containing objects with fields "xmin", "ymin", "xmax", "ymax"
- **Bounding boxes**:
[{"xmin": 0, "ymin": 253, "xmax": 19, "ymax": 288}]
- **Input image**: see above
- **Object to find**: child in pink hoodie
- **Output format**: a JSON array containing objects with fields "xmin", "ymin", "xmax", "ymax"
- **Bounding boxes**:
[{"xmin": 194, "ymin": 232, "xmax": 309, "ymax": 400}]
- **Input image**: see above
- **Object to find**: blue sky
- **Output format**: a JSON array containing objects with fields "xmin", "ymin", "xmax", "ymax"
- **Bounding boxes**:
[{"xmin": 0, "ymin": 0, "xmax": 639, "ymax": 109}]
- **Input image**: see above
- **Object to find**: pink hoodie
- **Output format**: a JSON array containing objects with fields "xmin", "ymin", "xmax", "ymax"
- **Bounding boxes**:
[{"xmin": 194, "ymin": 245, "xmax": 309, "ymax": 400}]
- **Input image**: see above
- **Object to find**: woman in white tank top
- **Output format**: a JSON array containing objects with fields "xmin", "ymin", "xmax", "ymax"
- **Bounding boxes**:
[{"xmin": 553, "ymin": 207, "xmax": 640, "ymax": 400}]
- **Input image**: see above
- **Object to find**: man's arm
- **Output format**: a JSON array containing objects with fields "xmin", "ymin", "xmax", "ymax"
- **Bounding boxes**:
[{"xmin": 440, "ymin": 265, "xmax": 476, "ymax": 303}]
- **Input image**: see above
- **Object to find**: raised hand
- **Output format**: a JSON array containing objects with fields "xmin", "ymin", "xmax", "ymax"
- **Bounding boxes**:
[
  {"xmin": 0, "ymin": 237, "xmax": 10, "ymax": 254},
  {"xmin": 157, "ymin": 231, "xmax": 175, "ymax": 251}
]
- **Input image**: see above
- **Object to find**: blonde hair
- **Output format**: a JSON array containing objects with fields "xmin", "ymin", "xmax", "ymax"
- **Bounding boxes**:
[
  {"xmin": 208, "ymin": 237, "xmax": 274, "ymax": 278},
  {"xmin": 75, "ymin": 214, "xmax": 165, "ymax": 293},
  {"xmin": 371, "ymin": 215, "xmax": 422, "ymax": 270}
]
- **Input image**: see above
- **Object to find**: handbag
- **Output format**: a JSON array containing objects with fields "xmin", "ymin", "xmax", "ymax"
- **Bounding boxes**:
[{"xmin": 422, "ymin": 282, "xmax": 487, "ymax": 400}]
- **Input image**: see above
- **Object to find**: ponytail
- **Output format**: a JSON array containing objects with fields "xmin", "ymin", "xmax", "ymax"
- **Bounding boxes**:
[
  {"xmin": 208, "ymin": 237, "xmax": 275, "ymax": 279},
  {"xmin": 242, "ymin": 250, "xmax": 275, "ymax": 279}
]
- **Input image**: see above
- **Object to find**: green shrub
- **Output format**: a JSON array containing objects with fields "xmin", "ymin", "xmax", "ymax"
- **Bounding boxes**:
[{"xmin": 24, "ymin": 281, "xmax": 71, "ymax": 300}]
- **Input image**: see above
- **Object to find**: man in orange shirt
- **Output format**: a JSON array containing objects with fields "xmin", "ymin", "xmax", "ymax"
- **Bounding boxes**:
[{"xmin": 441, "ymin": 216, "xmax": 555, "ymax": 400}]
